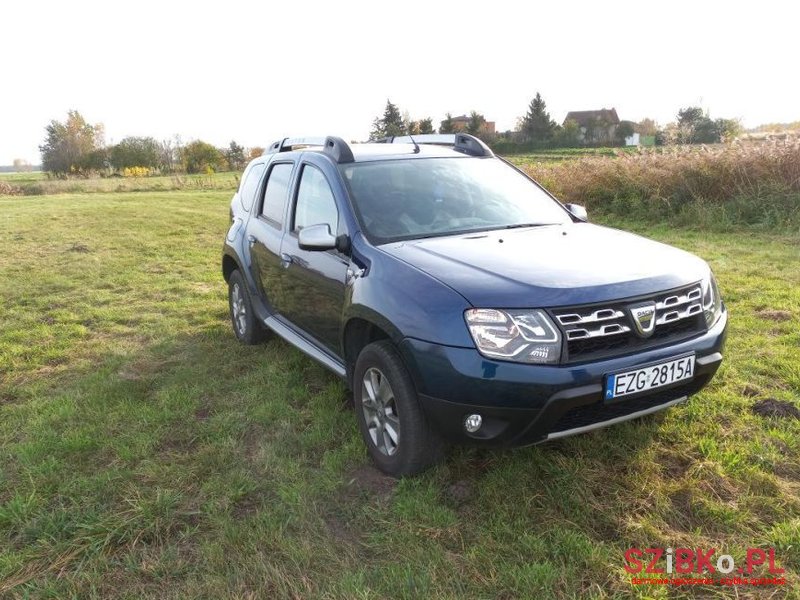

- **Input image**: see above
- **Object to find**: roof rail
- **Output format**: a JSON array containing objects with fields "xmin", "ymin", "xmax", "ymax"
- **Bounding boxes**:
[
  {"xmin": 377, "ymin": 133, "xmax": 494, "ymax": 157},
  {"xmin": 322, "ymin": 136, "xmax": 354, "ymax": 163},
  {"xmin": 264, "ymin": 136, "xmax": 355, "ymax": 163},
  {"xmin": 384, "ymin": 134, "xmax": 455, "ymax": 146},
  {"xmin": 452, "ymin": 133, "xmax": 494, "ymax": 157},
  {"xmin": 265, "ymin": 137, "xmax": 325, "ymax": 154}
]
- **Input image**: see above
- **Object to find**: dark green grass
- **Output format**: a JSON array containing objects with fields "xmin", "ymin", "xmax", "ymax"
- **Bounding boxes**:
[{"xmin": 0, "ymin": 192, "xmax": 798, "ymax": 598}]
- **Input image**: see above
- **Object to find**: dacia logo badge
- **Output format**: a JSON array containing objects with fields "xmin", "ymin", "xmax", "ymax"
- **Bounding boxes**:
[{"xmin": 628, "ymin": 302, "xmax": 656, "ymax": 338}]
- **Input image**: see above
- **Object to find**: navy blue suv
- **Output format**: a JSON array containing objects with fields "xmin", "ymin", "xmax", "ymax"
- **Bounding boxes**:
[{"xmin": 222, "ymin": 134, "xmax": 727, "ymax": 476}]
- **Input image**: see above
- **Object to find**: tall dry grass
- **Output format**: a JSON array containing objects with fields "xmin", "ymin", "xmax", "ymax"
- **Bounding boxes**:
[
  {"xmin": 0, "ymin": 180, "xmax": 22, "ymax": 196},
  {"xmin": 522, "ymin": 141, "xmax": 800, "ymax": 230}
]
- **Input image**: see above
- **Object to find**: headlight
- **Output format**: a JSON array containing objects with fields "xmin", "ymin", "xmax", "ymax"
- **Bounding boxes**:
[
  {"xmin": 702, "ymin": 272, "xmax": 723, "ymax": 328},
  {"xmin": 464, "ymin": 308, "xmax": 562, "ymax": 364}
]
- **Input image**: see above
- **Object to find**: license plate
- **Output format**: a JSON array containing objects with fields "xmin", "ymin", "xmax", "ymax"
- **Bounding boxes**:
[{"xmin": 604, "ymin": 355, "xmax": 695, "ymax": 401}]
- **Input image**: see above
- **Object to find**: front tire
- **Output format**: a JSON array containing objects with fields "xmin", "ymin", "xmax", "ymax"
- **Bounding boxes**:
[
  {"xmin": 228, "ymin": 270, "xmax": 266, "ymax": 345},
  {"xmin": 353, "ymin": 340, "xmax": 444, "ymax": 477}
]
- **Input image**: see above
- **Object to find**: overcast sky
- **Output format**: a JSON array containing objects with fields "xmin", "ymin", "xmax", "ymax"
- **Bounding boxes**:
[{"xmin": 1, "ymin": 0, "xmax": 798, "ymax": 164}]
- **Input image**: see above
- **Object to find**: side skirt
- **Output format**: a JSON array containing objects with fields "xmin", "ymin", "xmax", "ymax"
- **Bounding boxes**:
[{"xmin": 263, "ymin": 316, "xmax": 347, "ymax": 379}]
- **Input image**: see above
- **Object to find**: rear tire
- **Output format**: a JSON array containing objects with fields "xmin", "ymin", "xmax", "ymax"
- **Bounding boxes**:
[
  {"xmin": 228, "ymin": 270, "xmax": 266, "ymax": 345},
  {"xmin": 353, "ymin": 340, "xmax": 444, "ymax": 477}
]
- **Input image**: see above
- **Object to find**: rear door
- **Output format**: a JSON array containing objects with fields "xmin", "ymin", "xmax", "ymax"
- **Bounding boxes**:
[
  {"xmin": 278, "ymin": 154, "xmax": 350, "ymax": 354},
  {"xmin": 247, "ymin": 160, "xmax": 296, "ymax": 314}
]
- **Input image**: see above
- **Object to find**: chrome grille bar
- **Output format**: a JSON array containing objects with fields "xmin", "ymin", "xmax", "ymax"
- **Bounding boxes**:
[
  {"xmin": 656, "ymin": 286, "xmax": 702, "ymax": 311},
  {"xmin": 553, "ymin": 284, "xmax": 704, "ymax": 347},
  {"xmin": 556, "ymin": 308, "xmax": 624, "ymax": 326},
  {"xmin": 566, "ymin": 323, "xmax": 630, "ymax": 340}
]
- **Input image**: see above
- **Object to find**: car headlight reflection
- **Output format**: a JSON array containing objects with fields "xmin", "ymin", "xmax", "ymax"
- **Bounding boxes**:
[
  {"xmin": 464, "ymin": 308, "xmax": 562, "ymax": 364},
  {"xmin": 702, "ymin": 272, "xmax": 723, "ymax": 328}
]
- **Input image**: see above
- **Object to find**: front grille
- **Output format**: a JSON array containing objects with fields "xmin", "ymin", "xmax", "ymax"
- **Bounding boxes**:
[
  {"xmin": 551, "ymin": 283, "xmax": 706, "ymax": 364},
  {"xmin": 548, "ymin": 376, "xmax": 709, "ymax": 435}
]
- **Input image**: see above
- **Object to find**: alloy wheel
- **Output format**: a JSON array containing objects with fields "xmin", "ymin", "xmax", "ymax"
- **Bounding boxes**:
[
  {"xmin": 361, "ymin": 367, "xmax": 400, "ymax": 456},
  {"xmin": 231, "ymin": 282, "xmax": 247, "ymax": 336}
]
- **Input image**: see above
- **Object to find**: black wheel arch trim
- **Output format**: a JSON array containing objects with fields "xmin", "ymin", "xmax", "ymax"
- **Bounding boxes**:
[{"xmin": 222, "ymin": 244, "xmax": 274, "ymax": 323}]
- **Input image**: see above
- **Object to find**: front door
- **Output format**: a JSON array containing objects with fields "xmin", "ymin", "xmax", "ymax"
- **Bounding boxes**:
[{"xmin": 279, "ymin": 158, "xmax": 349, "ymax": 354}]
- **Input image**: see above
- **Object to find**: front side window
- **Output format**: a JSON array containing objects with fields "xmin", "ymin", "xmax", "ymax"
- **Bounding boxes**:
[
  {"xmin": 261, "ymin": 163, "xmax": 294, "ymax": 225},
  {"xmin": 339, "ymin": 157, "xmax": 570, "ymax": 243},
  {"xmin": 293, "ymin": 164, "xmax": 338, "ymax": 233},
  {"xmin": 239, "ymin": 163, "xmax": 265, "ymax": 211}
]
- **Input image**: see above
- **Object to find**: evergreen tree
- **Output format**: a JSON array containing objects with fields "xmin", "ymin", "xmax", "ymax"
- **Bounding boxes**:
[
  {"xmin": 382, "ymin": 100, "xmax": 405, "ymax": 136},
  {"xmin": 466, "ymin": 111, "xmax": 486, "ymax": 135},
  {"xmin": 370, "ymin": 99, "xmax": 406, "ymax": 139},
  {"xmin": 439, "ymin": 113, "xmax": 455, "ymax": 134},
  {"xmin": 520, "ymin": 92, "xmax": 556, "ymax": 142},
  {"xmin": 418, "ymin": 118, "xmax": 434, "ymax": 134},
  {"xmin": 224, "ymin": 140, "xmax": 246, "ymax": 171}
]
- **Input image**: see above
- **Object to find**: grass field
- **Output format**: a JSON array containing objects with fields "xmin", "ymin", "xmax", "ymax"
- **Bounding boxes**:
[
  {"xmin": 503, "ymin": 147, "xmax": 639, "ymax": 167},
  {"xmin": 0, "ymin": 147, "xmax": 634, "ymax": 196},
  {"xmin": 0, "ymin": 171, "xmax": 46, "ymax": 183},
  {"xmin": 0, "ymin": 171, "xmax": 239, "ymax": 196},
  {"xmin": 1, "ymin": 190, "xmax": 799, "ymax": 598}
]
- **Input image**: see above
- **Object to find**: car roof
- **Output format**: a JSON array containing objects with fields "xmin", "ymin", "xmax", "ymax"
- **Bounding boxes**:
[
  {"xmin": 299, "ymin": 143, "xmax": 472, "ymax": 163},
  {"xmin": 261, "ymin": 134, "xmax": 493, "ymax": 166}
]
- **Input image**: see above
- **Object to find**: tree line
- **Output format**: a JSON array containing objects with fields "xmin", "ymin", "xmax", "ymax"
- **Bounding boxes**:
[
  {"xmin": 368, "ymin": 95, "xmax": 742, "ymax": 150},
  {"xmin": 38, "ymin": 98, "xmax": 747, "ymax": 177},
  {"xmin": 39, "ymin": 110, "xmax": 263, "ymax": 178}
]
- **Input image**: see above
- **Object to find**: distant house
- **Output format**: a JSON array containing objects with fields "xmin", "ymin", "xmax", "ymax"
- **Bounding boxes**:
[
  {"xmin": 448, "ymin": 114, "xmax": 496, "ymax": 135},
  {"xmin": 563, "ymin": 108, "xmax": 620, "ymax": 144}
]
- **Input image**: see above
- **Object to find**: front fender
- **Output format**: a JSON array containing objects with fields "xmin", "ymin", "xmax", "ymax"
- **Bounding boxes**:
[{"xmin": 344, "ymin": 238, "xmax": 475, "ymax": 348}]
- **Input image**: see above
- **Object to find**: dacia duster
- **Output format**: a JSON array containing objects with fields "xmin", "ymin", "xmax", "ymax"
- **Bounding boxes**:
[{"xmin": 222, "ymin": 134, "xmax": 727, "ymax": 476}]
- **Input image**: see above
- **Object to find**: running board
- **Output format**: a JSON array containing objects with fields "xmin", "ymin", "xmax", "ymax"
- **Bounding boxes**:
[
  {"xmin": 263, "ymin": 316, "xmax": 347, "ymax": 379},
  {"xmin": 545, "ymin": 396, "xmax": 688, "ymax": 441}
]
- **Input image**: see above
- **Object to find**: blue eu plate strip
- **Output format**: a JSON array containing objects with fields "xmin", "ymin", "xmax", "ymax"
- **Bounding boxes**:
[{"xmin": 605, "ymin": 375, "xmax": 616, "ymax": 400}]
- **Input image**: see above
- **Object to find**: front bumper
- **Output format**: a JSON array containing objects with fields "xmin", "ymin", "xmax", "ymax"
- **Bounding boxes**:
[{"xmin": 399, "ymin": 309, "xmax": 727, "ymax": 446}]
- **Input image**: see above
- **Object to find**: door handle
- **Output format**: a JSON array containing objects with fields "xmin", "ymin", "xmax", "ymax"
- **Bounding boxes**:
[
  {"xmin": 280, "ymin": 253, "xmax": 293, "ymax": 268},
  {"xmin": 247, "ymin": 235, "xmax": 257, "ymax": 244}
]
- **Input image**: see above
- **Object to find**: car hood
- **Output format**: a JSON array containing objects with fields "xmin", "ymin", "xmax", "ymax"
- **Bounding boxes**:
[{"xmin": 380, "ymin": 223, "xmax": 709, "ymax": 308}]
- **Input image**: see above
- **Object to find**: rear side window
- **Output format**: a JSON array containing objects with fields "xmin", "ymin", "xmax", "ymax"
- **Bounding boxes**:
[
  {"xmin": 261, "ymin": 163, "xmax": 293, "ymax": 225},
  {"xmin": 239, "ymin": 163, "xmax": 265, "ymax": 211},
  {"xmin": 293, "ymin": 165, "xmax": 338, "ymax": 232}
]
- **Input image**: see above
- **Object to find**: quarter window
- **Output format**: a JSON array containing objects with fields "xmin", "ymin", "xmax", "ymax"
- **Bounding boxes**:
[
  {"xmin": 261, "ymin": 163, "xmax": 293, "ymax": 225},
  {"xmin": 239, "ymin": 163, "xmax": 265, "ymax": 211},
  {"xmin": 294, "ymin": 165, "xmax": 338, "ymax": 233}
]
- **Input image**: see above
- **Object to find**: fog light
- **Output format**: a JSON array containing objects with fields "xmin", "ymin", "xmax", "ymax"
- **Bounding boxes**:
[{"xmin": 464, "ymin": 414, "xmax": 482, "ymax": 433}]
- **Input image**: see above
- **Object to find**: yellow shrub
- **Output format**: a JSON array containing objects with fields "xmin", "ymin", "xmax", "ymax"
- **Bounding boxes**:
[{"xmin": 122, "ymin": 166, "xmax": 153, "ymax": 178}]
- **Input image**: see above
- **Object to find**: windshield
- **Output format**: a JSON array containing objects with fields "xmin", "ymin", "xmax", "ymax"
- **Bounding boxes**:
[{"xmin": 339, "ymin": 157, "xmax": 570, "ymax": 243}]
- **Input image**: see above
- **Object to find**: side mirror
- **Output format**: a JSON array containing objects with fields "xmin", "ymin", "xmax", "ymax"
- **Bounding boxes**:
[
  {"xmin": 565, "ymin": 203, "xmax": 588, "ymax": 221},
  {"xmin": 298, "ymin": 223, "xmax": 337, "ymax": 251}
]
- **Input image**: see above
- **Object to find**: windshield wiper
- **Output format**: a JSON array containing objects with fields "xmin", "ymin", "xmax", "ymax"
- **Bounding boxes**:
[
  {"xmin": 501, "ymin": 223, "xmax": 559, "ymax": 230},
  {"xmin": 396, "ymin": 223, "xmax": 559, "ymax": 242}
]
